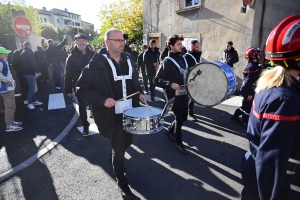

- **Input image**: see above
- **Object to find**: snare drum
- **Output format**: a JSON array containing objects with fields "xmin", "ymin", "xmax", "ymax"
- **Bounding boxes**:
[
  {"xmin": 123, "ymin": 107, "xmax": 164, "ymax": 134},
  {"xmin": 186, "ymin": 62, "xmax": 236, "ymax": 106}
]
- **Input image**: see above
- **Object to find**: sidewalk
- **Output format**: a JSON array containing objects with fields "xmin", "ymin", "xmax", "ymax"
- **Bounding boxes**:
[{"xmin": 0, "ymin": 80, "xmax": 75, "ymax": 176}]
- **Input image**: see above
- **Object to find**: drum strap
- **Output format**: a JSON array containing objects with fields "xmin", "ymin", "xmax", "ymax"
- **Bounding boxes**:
[
  {"xmin": 186, "ymin": 53, "xmax": 198, "ymax": 65},
  {"xmin": 166, "ymin": 57, "xmax": 188, "ymax": 82},
  {"xmin": 102, "ymin": 54, "xmax": 133, "ymax": 99}
]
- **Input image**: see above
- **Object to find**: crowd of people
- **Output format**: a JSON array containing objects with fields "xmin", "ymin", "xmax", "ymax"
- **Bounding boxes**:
[{"xmin": 0, "ymin": 14, "xmax": 299, "ymax": 200}]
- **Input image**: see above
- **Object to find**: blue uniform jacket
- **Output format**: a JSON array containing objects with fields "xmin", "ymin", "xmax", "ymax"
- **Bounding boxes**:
[
  {"xmin": 247, "ymin": 76, "xmax": 300, "ymax": 200},
  {"xmin": 240, "ymin": 61, "xmax": 260, "ymax": 97}
]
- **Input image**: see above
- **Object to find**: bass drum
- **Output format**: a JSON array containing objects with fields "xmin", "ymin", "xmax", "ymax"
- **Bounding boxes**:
[{"xmin": 186, "ymin": 62, "xmax": 236, "ymax": 106}]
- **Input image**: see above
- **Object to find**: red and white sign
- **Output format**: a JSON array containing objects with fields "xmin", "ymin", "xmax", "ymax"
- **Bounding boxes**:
[
  {"xmin": 243, "ymin": 0, "xmax": 254, "ymax": 6},
  {"xmin": 13, "ymin": 16, "xmax": 32, "ymax": 38}
]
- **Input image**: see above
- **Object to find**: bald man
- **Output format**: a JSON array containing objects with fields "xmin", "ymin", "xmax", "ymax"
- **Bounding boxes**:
[{"xmin": 76, "ymin": 28, "xmax": 146, "ymax": 199}]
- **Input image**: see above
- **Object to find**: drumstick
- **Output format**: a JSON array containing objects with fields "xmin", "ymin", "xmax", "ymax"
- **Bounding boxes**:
[{"xmin": 116, "ymin": 91, "xmax": 140, "ymax": 102}]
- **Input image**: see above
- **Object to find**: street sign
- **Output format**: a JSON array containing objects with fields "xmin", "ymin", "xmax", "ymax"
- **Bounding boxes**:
[
  {"xmin": 243, "ymin": 0, "xmax": 254, "ymax": 6},
  {"xmin": 13, "ymin": 16, "xmax": 32, "ymax": 38}
]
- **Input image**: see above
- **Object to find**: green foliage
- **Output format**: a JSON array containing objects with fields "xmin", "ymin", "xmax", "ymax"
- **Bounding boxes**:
[
  {"xmin": 0, "ymin": 0, "xmax": 39, "ymax": 35},
  {"xmin": 98, "ymin": 0, "xmax": 143, "ymax": 45},
  {"xmin": 38, "ymin": 23, "xmax": 59, "ymax": 40}
]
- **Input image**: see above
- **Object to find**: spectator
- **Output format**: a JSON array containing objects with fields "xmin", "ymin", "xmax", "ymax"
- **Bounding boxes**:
[
  {"xmin": 0, "ymin": 47, "xmax": 23, "ymax": 132},
  {"xmin": 222, "ymin": 41, "xmax": 239, "ymax": 68},
  {"xmin": 123, "ymin": 33, "xmax": 132, "ymax": 55},
  {"xmin": 65, "ymin": 33, "xmax": 95, "ymax": 136},
  {"xmin": 35, "ymin": 46, "xmax": 50, "ymax": 83},
  {"xmin": 143, "ymin": 39, "xmax": 160, "ymax": 101},
  {"xmin": 160, "ymin": 41, "xmax": 169, "ymax": 62},
  {"xmin": 129, "ymin": 44, "xmax": 139, "ymax": 61},
  {"xmin": 45, "ymin": 35, "xmax": 67, "ymax": 90},
  {"xmin": 137, "ymin": 44, "xmax": 149, "ymax": 93},
  {"xmin": 19, "ymin": 42, "xmax": 42, "ymax": 110},
  {"xmin": 12, "ymin": 43, "xmax": 27, "ymax": 104}
]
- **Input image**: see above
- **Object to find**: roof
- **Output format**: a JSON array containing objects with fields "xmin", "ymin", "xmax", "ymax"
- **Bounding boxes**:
[
  {"xmin": 49, "ymin": 8, "xmax": 81, "ymax": 16},
  {"xmin": 81, "ymin": 21, "xmax": 94, "ymax": 25},
  {"xmin": 37, "ymin": 9, "xmax": 52, "ymax": 15}
]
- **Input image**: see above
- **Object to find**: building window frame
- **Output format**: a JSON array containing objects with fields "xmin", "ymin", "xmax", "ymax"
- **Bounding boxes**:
[{"xmin": 184, "ymin": 0, "xmax": 199, "ymax": 8}]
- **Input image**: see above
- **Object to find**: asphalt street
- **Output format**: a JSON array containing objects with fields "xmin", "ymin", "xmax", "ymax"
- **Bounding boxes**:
[{"xmin": 0, "ymin": 83, "xmax": 299, "ymax": 200}]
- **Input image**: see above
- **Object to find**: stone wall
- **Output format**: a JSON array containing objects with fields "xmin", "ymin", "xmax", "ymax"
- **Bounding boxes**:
[{"xmin": 143, "ymin": 0, "xmax": 300, "ymax": 87}]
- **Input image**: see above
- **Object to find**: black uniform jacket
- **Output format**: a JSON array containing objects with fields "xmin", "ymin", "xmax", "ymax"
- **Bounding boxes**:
[
  {"xmin": 76, "ymin": 52, "xmax": 142, "ymax": 141},
  {"xmin": 143, "ymin": 47, "xmax": 160, "ymax": 76},
  {"xmin": 154, "ymin": 52, "xmax": 188, "ymax": 99},
  {"xmin": 64, "ymin": 46, "xmax": 95, "ymax": 94}
]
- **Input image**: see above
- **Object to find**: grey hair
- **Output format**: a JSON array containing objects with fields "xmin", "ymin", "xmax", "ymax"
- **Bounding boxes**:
[{"xmin": 104, "ymin": 28, "xmax": 122, "ymax": 40}]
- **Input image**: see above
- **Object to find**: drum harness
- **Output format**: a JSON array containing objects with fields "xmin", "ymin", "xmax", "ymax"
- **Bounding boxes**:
[
  {"xmin": 102, "ymin": 54, "xmax": 133, "ymax": 113},
  {"xmin": 165, "ymin": 56, "xmax": 188, "ymax": 96},
  {"xmin": 249, "ymin": 141, "xmax": 300, "ymax": 175},
  {"xmin": 185, "ymin": 53, "xmax": 201, "ymax": 64}
]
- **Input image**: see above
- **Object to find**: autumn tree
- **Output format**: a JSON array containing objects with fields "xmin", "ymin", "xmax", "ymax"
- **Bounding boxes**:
[
  {"xmin": 98, "ymin": 0, "xmax": 143, "ymax": 45},
  {"xmin": 0, "ymin": 0, "xmax": 39, "ymax": 35}
]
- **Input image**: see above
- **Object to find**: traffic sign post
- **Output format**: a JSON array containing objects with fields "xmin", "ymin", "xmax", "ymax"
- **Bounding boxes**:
[{"xmin": 13, "ymin": 16, "xmax": 32, "ymax": 38}]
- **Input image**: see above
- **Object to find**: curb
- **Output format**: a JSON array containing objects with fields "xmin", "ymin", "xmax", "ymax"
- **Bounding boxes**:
[{"xmin": 0, "ymin": 94, "xmax": 79, "ymax": 183}]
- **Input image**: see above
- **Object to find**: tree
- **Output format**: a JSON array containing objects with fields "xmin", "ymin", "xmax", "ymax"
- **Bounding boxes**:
[
  {"xmin": 38, "ymin": 23, "xmax": 59, "ymax": 40},
  {"xmin": 98, "ymin": 0, "xmax": 143, "ymax": 46},
  {"xmin": 0, "ymin": 0, "xmax": 39, "ymax": 35}
]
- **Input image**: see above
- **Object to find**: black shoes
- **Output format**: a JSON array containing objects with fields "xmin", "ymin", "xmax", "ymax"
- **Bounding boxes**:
[
  {"xmin": 189, "ymin": 113, "xmax": 198, "ymax": 121},
  {"xmin": 82, "ymin": 126, "xmax": 89, "ymax": 136},
  {"xmin": 231, "ymin": 115, "xmax": 241, "ymax": 123},
  {"xmin": 176, "ymin": 144, "xmax": 188, "ymax": 154},
  {"xmin": 119, "ymin": 184, "xmax": 134, "ymax": 200}
]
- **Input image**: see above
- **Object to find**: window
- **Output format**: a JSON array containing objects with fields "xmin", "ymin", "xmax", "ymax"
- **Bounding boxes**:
[
  {"xmin": 185, "ymin": 0, "xmax": 198, "ymax": 7},
  {"xmin": 44, "ymin": 18, "xmax": 47, "ymax": 23},
  {"xmin": 183, "ymin": 37, "xmax": 198, "ymax": 51},
  {"xmin": 57, "ymin": 19, "xmax": 59, "ymax": 24}
]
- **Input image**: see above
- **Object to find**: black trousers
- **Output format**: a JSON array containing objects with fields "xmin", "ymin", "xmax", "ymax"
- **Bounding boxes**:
[
  {"xmin": 16, "ymin": 72, "xmax": 28, "ymax": 100},
  {"xmin": 188, "ymin": 99, "xmax": 195, "ymax": 115},
  {"xmin": 111, "ymin": 120, "xmax": 133, "ymax": 186},
  {"xmin": 147, "ymin": 75, "xmax": 155, "ymax": 97},
  {"xmin": 77, "ymin": 94, "xmax": 89, "ymax": 127},
  {"xmin": 232, "ymin": 96, "xmax": 253, "ymax": 124},
  {"xmin": 167, "ymin": 95, "xmax": 189, "ymax": 145},
  {"xmin": 141, "ymin": 69, "xmax": 148, "ymax": 92},
  {"xmin": 38, "ymin": 63, "xmax": 50, "ymax": 81}
]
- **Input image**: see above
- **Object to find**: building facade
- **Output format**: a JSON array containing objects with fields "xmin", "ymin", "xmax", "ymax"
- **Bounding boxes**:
[
  {"xmin": 37, "ymin": 7, "xmax": 94, "ymax": 30},
  {"xmin": 143, "ymin": 0, "xmax": 300, "ymax": 83}
]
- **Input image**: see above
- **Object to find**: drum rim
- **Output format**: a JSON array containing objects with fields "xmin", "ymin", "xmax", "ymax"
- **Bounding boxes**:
[{"xmin": 186, "ymin": 62, "xmax": 229, "ymax": 107}]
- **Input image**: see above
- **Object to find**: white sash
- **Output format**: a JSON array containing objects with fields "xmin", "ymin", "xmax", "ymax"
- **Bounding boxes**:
[
  {"xmin": 166, "ymin": 56, "xmax": 188, "ymax": 96},
  {"xmin": 102, "ymin": 54, "xmax": 133, "ymax": 113},
  {"xmin": 186, "ymin": 53, "xmax": 198, "ymax": 64}
]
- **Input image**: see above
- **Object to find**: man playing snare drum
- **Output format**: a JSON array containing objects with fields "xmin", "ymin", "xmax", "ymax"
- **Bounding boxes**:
[
  {"xmin": 154, "ymin": 34, "xmax": 194, "ymax": 154},
  {"xmin": 76, "ymin": 28, "xmax": 146, "ymax": 199}
]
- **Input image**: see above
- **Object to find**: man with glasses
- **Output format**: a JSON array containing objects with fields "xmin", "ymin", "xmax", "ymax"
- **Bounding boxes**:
[{"xmin": 76, "ymin": 28, "xmax": 146, "ymax": 199}]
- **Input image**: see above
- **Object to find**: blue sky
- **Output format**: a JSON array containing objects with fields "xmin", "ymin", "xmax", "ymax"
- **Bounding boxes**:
[{"xmin": 26, "ymin": 0, "xmax": 116, "ymax": 30}]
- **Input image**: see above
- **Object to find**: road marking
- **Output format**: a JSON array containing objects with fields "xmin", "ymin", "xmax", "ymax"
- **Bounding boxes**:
[
  {"xmin": 48, "ymin": 93, "xmax": 66, "ymax": 110},
  {"xmin": 77, "ymin": 124, "xmax": 100, "ymax": 136}
]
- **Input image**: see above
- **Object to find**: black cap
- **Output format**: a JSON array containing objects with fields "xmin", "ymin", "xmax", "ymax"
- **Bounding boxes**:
[
  {"xmin": 123, "ymin": 33, "xmax": 128, "ymax": 40},
  {"xmin": 74, "ymin": 33, "xmax": 88, "ymax": 40}
]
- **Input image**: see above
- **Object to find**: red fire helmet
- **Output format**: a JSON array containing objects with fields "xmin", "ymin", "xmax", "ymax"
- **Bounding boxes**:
[
  {"xmin": 245, "ymin": 47, "xmax": 259, "ymax": 59},
  {"xmin": 265, "ymin": 15, "xmax": 300, "ymax": 60}
]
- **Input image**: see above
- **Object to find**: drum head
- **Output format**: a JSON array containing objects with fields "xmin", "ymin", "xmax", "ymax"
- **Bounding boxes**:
[
  {"xmin": 124, "ymin": 107, "xmax": 162, "ymax": 117},
  {"xmin": 187, "ymin": 62, "xmax": 228, "ymax": 106}
]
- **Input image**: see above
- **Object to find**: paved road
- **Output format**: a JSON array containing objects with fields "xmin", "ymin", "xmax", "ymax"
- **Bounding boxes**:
[{"xmin": 0, "ymin": 86, "xmax": 299, "ymax": 200}]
